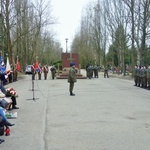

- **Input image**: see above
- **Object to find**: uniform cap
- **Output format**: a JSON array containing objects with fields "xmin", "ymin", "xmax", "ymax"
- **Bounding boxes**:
[{"xmin": 70, "ymin": 62, "xmax": 75, "ymax": 67}]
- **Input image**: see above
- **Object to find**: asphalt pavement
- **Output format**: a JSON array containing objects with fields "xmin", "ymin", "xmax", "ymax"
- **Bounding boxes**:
[{"xmin": 1, "ymin": 70, "xmax": 150, "ymax": 150}]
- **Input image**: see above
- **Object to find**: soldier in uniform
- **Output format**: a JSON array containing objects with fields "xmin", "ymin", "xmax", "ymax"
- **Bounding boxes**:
[
  {"xmin": 133, "ymin": 65, "xmax": 138, "ymax": 86},
  {"xmin": 68, "ymin": 62, "xmax": 77, "ymax": 96},
  {"xmin": 143, "ymin": 66, "xmax": 147, "ymax": 89},
  {"xmin": 86, "ymin": 65, "xmax": 90, "ymax": 79},
  {"xmin": 94, "ymin": 65, "xmax": 99, "ymax": 78},
  {"xmin": 147, "ymin": 65, "xmax": 150, "ymax": 90},
  {"xmin": 137, "ymin": 66, "xmax": 141, "ymax": 87},
  {"xmin": 50, "ymin": 65, "xmax": 56, "ymax": 80},
  {"xmin": 38, "ymin": 63, "xmax": 42, "ymax": 80},
  {"xmin": 86, "ymin": 63, "xmax": 90, "ymax": 78},
  {"xmin": 104, "ymin": 66, "xmax": 109, "ymax": 78},
  {"xmin": 138, "ymin": 66, "xmax": 143, "ymax": 87},
  {"xmin": 43, "ymin": 65, "xmax": 48, "ymax": 80},
  {"xmin": 88, "ymin": 65, "xmax": 94, "ymax": 79},
  {"xmin": 140, "ymin": 66, "xmax": 145, "ymax": 88}
]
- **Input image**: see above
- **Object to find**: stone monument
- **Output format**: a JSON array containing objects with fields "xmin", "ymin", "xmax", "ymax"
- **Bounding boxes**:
[{"xmin": 57, "ymin": 52, "xmax": 86, "ymax": 79}]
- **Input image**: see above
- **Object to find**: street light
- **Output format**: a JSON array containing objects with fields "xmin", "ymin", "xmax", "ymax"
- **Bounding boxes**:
[{"xmin": 65, "ymin": 38, "xmax": 68, "ymax": 53}]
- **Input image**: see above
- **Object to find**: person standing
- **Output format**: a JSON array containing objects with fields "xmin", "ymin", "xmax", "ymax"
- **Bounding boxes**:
[
  {"xmin": 50, "ymin": 66, "xmax": 56, "ymax": 80},
  {"xmin": 68, "ymin": 62, "xmax": 77, "ymax": 96},
  {"xmin": 143, "ymin": 66, "xmax": 147, "ymax": 88},
  {"xmin": 38, "ymin": 63, "xmax": 43, "ymax": 80},
  {"xmin": 146, "ymin": 65, "xmax": 150, "ymax": 90},
  {"xmin": 138, "ymin": 66, "xmax": 142, "ymax": 87},
  {"xmin": 104, "ymin": 65, "xmax": 109, "ymax": 78},
  {"xmin": 137, "ymin": 66, "xmax": 140, "ymax": 87},
  {"xmin": 86, "ymin": 63, "xmax": 90, "ymax": 78},
  {"xmin": 43, "ymin": 65, "xmax": 49, "ymax": 80},
  {"xmin": 93, "ymin": 65, "xmax": 99, "ymax": 78},
  {"xmin": 133, "ymin": 65, "xmax": 138, "ymax": 86}
]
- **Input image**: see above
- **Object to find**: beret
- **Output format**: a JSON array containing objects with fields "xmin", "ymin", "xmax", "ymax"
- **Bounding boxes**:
[{"xmin": 70, "ymin": 62, "xmax": 75, "ymax": 67}]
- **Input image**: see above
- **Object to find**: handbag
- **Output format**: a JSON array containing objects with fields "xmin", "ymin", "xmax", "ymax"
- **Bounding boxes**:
[{"xmin": 0, "ymin": 98, "xmax": 12, "ymax": 109}]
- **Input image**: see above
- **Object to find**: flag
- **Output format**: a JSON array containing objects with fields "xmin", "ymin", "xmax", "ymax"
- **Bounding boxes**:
[
  {"xmin": 0, "ymin": 55, "xmax": 6, "ymax": 74},
  {"xmin": 34, "ymin": 57, "xmax": 39, "ymax": 72},
  {"xmin": 6, "ymin": 56, "xmax": 11, "ymax": 75},
  {"xmin": 16, "ymin": 58, "xmax": 21, "ymax": 71},
  {"xmin": 6, "ymin": 57, "xmax": 11, "ymax": 72}
]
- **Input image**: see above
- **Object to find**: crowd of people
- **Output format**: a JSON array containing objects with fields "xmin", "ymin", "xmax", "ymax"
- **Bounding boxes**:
[
  {"xmin": 86, "ymin": 63, "xmax": 110, "ymax": 79},
  {"xmin": 134, "ymin": 65, "xmax": 150, "ymax": 90},
  {"xmin": 86, "ymin": 64, "xmax": 99, "ymax": 79},
  {"xmin": 0, "ymin": 50, "xmax": 20, "ymax": 144},
  {"xmin": 31, "ymin": 63, "xmax": 57, "ymax": 80},
  {"xmin": 0, "ymin": 81, "xmax": 19, "ymax": 144}
]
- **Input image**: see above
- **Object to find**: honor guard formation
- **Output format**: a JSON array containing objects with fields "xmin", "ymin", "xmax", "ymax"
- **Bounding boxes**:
[{"xmin": 134, "ymin": 65, "xmax": 150, "ymax": 90}]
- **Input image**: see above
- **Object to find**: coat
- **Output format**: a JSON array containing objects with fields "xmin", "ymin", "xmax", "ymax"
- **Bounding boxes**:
[{"xmin": 68, "ymin": 67, "xmax": 77, "ymax": 83}]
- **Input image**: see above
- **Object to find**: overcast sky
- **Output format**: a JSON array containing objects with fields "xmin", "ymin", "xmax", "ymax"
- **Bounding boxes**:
[{"xmin": 51, "ymin": 0, "xmax": 91, "ymax": 52}]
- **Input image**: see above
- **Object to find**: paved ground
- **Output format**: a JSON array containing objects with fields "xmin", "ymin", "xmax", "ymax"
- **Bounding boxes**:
[{"xmin": 1, "ymin": 70, "xmax": 150, "ymax": 150}]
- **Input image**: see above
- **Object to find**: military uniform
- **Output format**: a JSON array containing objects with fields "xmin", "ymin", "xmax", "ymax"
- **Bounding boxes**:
[
  {"xmin": 133, "ymin": 65, "xmax": 138, "ymax": 86},
  {"xmin": 43, "ymin": 65, "xmax": 48, "ymax": 80},
  {"xmin": 104, "ymin": 67, "xmax": 109, "ymax": 78},
  {"xmin": 87, "ymin": 65, "xmax": 93, "ymax": 79},
  {"xmin": 50, "ymin": 66, "xmax": 56, "ymax": 79},
  {"xmin": 68, "ymin": 62, "xmax": 77, "ymax": 96},
  {"xmin": 140, "ymin": 67, "xmax": 145, "ymax": 88},
  {"xmin": 86, "ymin": 66, "xmax": 91, "ymax": 79},
  {"xmin": 147, "ymin": 66, "xmax": 150, "ymax": 90},
  {"xmin": 93, "ymin": 65, "xmax": 99, "ymax": 78},
  {"xmin": 143, "ymin": 66, "xmax": 147, "ymax": 88},
  {"xmin": 38, "ymin": 64, "xmax": 42, "ymax": 80},
  {"xmin": 137, "ymin": 66, "xmax": 141, "ymax": 87},
  {"xmin": 86, "ymin": 63, "xmax": 90, "ymax": 78}
]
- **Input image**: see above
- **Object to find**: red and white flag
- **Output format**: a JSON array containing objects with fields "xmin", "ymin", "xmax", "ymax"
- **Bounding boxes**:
[
  {"xmin": 16, "ymin": 57, "xmax": 21, "ymax": 71},
  {"xmin": 34, "ymin": 57, "xmax": 39, "ymax": 72},
  {"xmin": 6, "ymin": 57, "xmax": 11, "ymax": 76}
]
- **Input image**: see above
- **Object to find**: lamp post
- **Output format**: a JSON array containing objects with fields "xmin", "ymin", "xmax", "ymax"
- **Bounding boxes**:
[{"xmin": 65, "ymin": 38, "xmax": 68, "ymax": 53}]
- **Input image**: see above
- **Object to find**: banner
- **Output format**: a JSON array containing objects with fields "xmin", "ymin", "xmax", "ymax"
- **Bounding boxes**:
[
  {"xmin": 0, "ymin": 55, "xmax": 6, "ymax": 74},
  {"xmin": 6, "ymin": 57, "xmax": 11, "ymax": 72},
  {"xmin": 34, "ymin": 57, "xmax": 39, "ymax": 72},
  {"xmin": 16, "ymin": 58, "xmax": 21, "ymax": 71}
]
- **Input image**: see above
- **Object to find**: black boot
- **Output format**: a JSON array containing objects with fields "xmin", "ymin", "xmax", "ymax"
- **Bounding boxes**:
[
  {"xmin": 5, "ymin": 121, "xmax": 15, "ymax": 127},
  {"xmin": 70, "ymin": 91, "xmax": 75, "ymax": 96}
]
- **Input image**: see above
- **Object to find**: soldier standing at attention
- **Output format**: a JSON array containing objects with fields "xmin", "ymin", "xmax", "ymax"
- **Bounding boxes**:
[
  {"xmin": 143, "ymin": 66, "xmax": 147, "ymax": 89},
  {"xmin": 147, "ymin": 65, "xmax": 150, "ymax": 90},
  {"xmin": 94, "ymin": 65, "xmax": 99, "ymax": 78},
  {"xmin": 104, "ymin": 65, "xmax": 109, "ymax": 78},
  {"xmin": 50, "ymin": 65, "xmax": 56, "ymax": 79},
  {"xmin": 137, "ymin": 66, "xmax": 140, "ymax": 87},
  {"xmin": 68, "ymin": 62, "xmax": 77, "ymax": 96},
  {"xmin": 38, "ymin": 63, "xmax": 43, "ymax": 80},
  {"xmin": 138, "ymin": 66, "xmax": 142, "ymax": 87},
  {"xmin": 86, "ymin": 63, "xmax": 90, "ymax": 78},
  {"xmin": 140, "ymin": 66, "xmax": 145, "ymax": 88},
  {"xmin": 133, "ymin": 65, "xmax": 138, "ymax": 86},
  {"xmin": 43, "ymin": 65, "xmax": 48, "ymax": 80}
]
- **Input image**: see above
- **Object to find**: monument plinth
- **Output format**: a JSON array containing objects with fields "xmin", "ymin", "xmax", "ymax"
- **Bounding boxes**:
[{"xmin": 56, "ymin": 53, "xmax": 86, "ymax": 79}]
